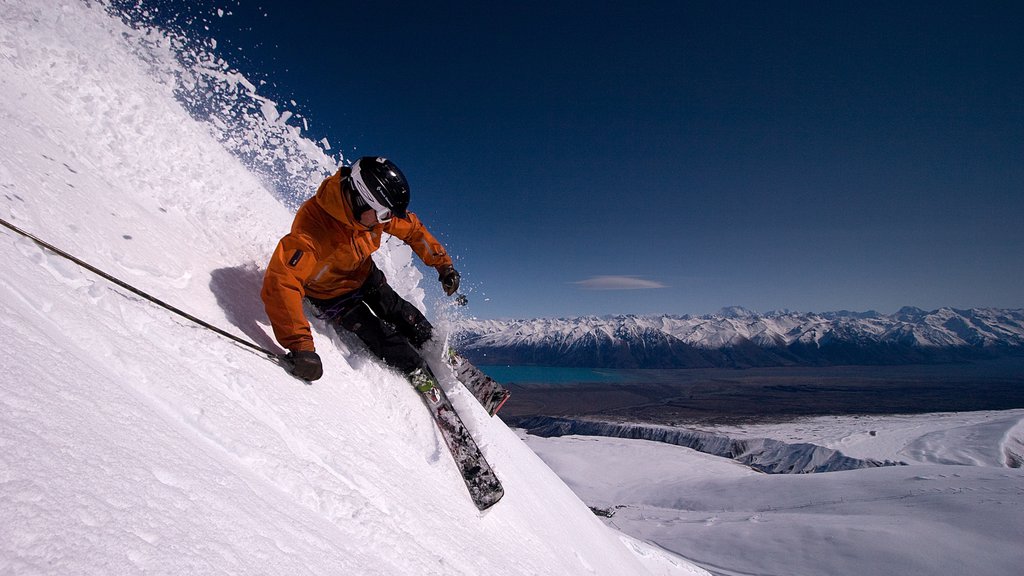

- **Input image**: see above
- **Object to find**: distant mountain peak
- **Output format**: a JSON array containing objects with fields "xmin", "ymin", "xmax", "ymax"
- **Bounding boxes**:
[{"xmin": 717, "ymin": 306, "xmax": 758, "ymax": 318}]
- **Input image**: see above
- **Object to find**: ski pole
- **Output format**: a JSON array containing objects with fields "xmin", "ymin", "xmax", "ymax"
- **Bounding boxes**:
[{"xmin": 0, "ymin": 217, "xmax": 283, "ymax": 362}]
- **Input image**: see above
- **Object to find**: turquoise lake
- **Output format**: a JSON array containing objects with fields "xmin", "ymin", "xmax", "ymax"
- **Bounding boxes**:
[{"xmin": 476, "ymin": 365, "xmax": 626, "ymax": 384}]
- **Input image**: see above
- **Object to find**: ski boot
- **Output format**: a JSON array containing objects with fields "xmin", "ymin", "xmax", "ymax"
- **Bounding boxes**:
[{"xmin": 409, "ymin": 367, "xmax": 441, "ymax": 403}]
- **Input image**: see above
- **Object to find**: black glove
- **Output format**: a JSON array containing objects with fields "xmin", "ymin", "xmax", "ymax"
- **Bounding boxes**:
[
  {"xmin": 284, "ymin": 350, "xmax": 323, "ymax": 381},
  {"xmin": 438, "ymin": 265, "xmax": 461, "ymax": 296}
]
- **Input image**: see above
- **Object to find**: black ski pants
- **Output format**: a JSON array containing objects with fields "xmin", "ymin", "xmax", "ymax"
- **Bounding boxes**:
[{"xmin": 307, "ymin": 264, "xmax": 433, "ymax": 375}]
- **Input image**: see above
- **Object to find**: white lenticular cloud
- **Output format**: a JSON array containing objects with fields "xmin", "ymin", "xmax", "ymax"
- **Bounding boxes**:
[{"xmin": 574, "ymin": 276, "xmax": 668, "ymax": 290}]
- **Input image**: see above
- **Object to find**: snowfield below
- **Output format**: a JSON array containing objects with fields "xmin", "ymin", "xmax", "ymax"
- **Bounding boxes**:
[
  {"xmin": 0, "ymin": 1, "xmax": 702, "ymax": 574},
  {"xmin": 523, "ymin": 410, "xmax": 1024, "ymax": 576}
]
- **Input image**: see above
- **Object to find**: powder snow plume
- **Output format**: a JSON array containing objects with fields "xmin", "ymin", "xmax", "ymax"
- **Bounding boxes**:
[{"xmin": 105, "ymin": 0, "xmax": 340, "ymax": 210}]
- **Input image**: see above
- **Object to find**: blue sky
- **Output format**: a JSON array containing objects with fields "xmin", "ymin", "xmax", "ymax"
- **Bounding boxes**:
[{"xmin": 167, "ymin": 1, "xmax": 1021, "ymax": 319}]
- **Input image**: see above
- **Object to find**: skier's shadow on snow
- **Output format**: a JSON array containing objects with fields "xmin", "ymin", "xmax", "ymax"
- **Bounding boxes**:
[{"xmin": 209, "ymin": 265, "xmax": 284, "ymax": 355}]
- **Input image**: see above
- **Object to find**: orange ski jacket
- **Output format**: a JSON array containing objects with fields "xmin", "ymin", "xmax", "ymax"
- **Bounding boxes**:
[{"xmin": 261, "ymin": 168, "xmax": 453, "ymax": 353}]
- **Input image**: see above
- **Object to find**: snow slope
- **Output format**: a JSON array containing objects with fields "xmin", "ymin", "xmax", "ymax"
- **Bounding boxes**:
[
  {"xmin": 524, "ymin": 411, "xmax": 1024, "ymax": 576},
  {"xmin": 0, "ymin": 2, "xmax": 703, "ymax": 574},
  {"xmin": 704, "ymin": 409, "xmax": 1024, "ymax": 468},
  {"xmin": 513, "ymin": 417, "xmax": 902, "ymax": 474}
]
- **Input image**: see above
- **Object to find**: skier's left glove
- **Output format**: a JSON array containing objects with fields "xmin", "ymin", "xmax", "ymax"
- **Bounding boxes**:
[{"xmin": 437, "ymin": 265, "xmax": 461, "ymax": 296}]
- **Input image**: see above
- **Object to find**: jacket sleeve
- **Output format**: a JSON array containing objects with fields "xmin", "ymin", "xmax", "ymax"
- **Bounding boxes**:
[
  {"xmin": 261, "ymin": 233, "xmax": 320, "ymax": 352},
  {"xmin": 384, "ymin": 212, "xmax": 453, "ymax": 271}
]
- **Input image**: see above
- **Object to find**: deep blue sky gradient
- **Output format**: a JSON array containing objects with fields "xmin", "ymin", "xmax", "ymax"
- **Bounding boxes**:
[{"xmin": 172, "ymin": 1, "xmax": 1022, "ymax": 318}]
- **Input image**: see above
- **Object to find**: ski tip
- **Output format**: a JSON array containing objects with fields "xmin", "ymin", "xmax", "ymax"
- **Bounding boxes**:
[{"xmin": 488, "ymin": 390, "xmax": 512, "ymax": 417}]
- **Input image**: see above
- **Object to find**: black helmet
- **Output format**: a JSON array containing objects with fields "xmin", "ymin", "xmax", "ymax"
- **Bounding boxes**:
[{"xmin": 349, "ymin": 156, "xmax": 410, "ymax": 222}]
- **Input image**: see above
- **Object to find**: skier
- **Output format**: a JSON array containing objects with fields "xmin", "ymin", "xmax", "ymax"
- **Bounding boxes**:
[{"xmin": 261, "ymin": 156, "xmax": 460, "ymax": 389}]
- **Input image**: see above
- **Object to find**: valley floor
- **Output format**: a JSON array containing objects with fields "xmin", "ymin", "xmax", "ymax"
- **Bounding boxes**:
[{"xmin": 499, "ymin": 358, "xmax": 1024, "ymax": 425}]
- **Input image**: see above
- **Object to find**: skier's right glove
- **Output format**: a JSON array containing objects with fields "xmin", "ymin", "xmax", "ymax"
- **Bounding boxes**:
[{"xmin": 284, "ymin": 350, "xmax": 323, "ymax": 382}]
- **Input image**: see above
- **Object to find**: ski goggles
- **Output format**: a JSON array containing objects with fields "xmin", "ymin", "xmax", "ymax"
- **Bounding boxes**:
[{"xmin": 350, "ymin": 165, "xmax": 395, "ymax": 224}]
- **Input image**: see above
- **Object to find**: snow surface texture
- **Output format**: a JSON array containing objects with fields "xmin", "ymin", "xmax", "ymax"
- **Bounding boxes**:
[
  {"xmin": 0, "ymin": 2, "xmax": 702, "ymax": 575},
  {"xmin": 524, "ymin": 410, "xmax": 1024, "ymax": 576}
]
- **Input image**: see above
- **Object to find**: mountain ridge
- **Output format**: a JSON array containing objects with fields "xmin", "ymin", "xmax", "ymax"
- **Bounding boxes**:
[{"xmin": 454, "ymin": 307, "xmax": 1024, "ymax": 368}]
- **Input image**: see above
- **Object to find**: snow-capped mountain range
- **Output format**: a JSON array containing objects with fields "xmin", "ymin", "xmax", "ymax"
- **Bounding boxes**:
[{"xmin": 455, "ymin": 307, "xmax": 1024, "ymax": 368}]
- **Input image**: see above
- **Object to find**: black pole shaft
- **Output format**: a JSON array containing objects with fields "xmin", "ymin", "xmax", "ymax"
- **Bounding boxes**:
[{"xmin": 0, "ymin": 217, "xmax": 280, "ymax": 360}]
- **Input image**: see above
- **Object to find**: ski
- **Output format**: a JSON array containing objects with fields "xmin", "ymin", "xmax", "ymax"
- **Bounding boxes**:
[
  {"xmin": 446, "ymin": 351, "xmax": 511, "ymax": 416},
  {"xmin": 413, "ymin": 368, "xmax": 504, "ymax": 511}
]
